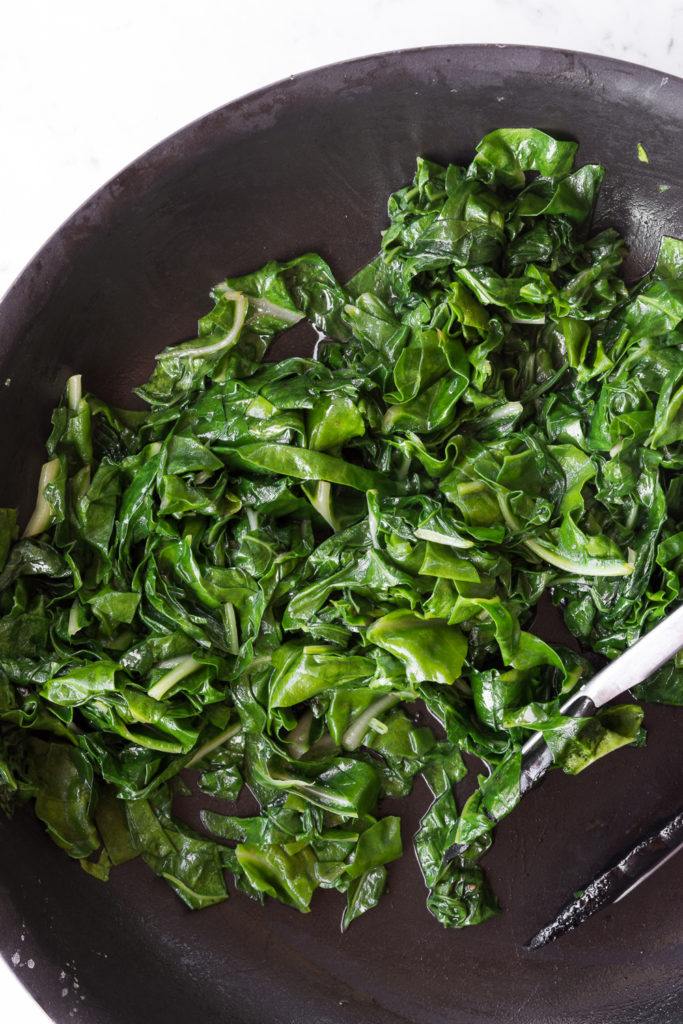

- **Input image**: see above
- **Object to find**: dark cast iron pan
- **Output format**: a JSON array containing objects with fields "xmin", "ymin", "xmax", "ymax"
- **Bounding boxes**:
[{"xmin": 0, "ymin": 44, "xmax": 682, "ymax": 1024}]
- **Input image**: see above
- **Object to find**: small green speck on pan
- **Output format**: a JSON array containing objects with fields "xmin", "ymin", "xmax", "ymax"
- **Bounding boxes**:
[
  {"xmin": 659, "ymin": 184, "xmax": 670, "ymax": 192},
  {"xmin": 637, "ymin": 142, "xmax": 649, "ymax": 163}
]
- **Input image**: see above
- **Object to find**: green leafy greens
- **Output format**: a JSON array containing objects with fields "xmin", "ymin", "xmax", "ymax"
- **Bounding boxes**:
[{"xmin": 1, "ymin": 128, "xmax": 682, "ymax": 929}]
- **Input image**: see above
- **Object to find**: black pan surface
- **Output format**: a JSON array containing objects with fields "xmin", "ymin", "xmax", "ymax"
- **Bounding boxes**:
[{"xmin": 0, "ymin": 45, "xmax": 682, "ymax": 1024}]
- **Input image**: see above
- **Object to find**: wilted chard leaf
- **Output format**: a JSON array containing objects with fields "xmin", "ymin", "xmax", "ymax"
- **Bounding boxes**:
[{"xmin": 1, "ymin": 127, "xmax": 682, "ymax": 931}]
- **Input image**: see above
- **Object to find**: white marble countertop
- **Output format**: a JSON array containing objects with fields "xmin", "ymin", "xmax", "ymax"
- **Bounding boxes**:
[{"xmin": 1, "ymin": 0, "xmax": 682, "ymax": 1019}]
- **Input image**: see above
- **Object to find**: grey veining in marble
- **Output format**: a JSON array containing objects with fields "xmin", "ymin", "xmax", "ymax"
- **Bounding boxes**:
[{"xmin": 1, "ymin": 0, "xmax": 683, "ymax": 298}]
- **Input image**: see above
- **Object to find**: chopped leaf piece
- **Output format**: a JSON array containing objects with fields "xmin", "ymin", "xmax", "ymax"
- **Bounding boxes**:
[{"xmin": 1, "ymin": 127, "xmax": 681, "ymax": 931}]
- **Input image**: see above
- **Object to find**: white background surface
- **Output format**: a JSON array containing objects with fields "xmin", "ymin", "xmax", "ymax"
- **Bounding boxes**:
[{"xmin": 1, "ymin": 1, "xmax": 682, "ymax": 1020}]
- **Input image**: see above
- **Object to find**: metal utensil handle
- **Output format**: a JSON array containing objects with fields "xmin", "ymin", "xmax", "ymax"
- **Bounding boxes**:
[
  {"xmin": 524, "ymin": 803, "xmax": 683, "ymax": 949},
  {"xmin": 613, "ymin": 804, "xmax": 683, "ymax": 903},
  {"xmin": 519, "ymin": 692, "xmax": 595, "ymax": 794},
  {"xmin": 519, "ymin": 602, "xmax": 683, "ymax": 793},
  {"xmin": 579, "ymin": 601, "xmax": 683, "ymax": 709}
]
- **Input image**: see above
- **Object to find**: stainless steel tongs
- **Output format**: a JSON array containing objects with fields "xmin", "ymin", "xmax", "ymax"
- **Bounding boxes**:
[{"xmin": 518, "ymin": 602, "xmax": 683, "ymax": 948}]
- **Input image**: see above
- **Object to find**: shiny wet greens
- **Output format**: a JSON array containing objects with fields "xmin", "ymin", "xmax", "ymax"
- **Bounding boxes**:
[{"xmin": 0, "ymin": 128, "xmax": 681, "ymax": 928}]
